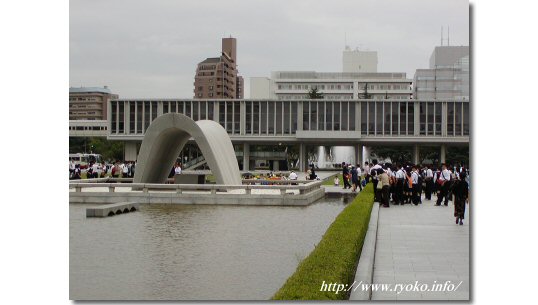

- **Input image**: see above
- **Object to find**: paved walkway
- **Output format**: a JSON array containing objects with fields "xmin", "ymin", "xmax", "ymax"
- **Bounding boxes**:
[{"xmin": 371, "ymin": 196, "xmax": 469, "ymax": 300}]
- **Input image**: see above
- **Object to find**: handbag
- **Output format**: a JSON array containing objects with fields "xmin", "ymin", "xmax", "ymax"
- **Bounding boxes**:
[
  {"xmin": 377, "ymin": 181, "xmax": 383, "ymax": 190},
  {"xmin": 436, "ymin": 171, "xmax": 448, "ymax": 186}
]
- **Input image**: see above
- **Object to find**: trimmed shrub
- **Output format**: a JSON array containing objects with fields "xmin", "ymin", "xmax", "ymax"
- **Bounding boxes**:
[{"xmin": 272, "ymin": 184, "xmax": 375, "ymax": 300}]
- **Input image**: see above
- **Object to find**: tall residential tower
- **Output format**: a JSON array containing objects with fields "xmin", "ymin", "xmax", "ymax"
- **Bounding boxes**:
[{"xmin": 194, "ymin": 37, "xmax": 243, "ymax": 99}]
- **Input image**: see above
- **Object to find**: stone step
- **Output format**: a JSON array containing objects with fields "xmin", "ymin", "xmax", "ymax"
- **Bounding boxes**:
[{"xmin": 86, "ymin": 202, "xmax": 140, "ymax": 217}]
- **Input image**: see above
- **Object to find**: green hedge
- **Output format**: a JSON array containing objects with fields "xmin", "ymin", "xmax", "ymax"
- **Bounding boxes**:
[{"xmin": 272, "ymin": 183, "xmax": 375, "ymax": 300}]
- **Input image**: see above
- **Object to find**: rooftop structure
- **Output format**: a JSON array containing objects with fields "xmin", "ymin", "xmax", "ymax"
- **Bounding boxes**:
[{"xmin": 342, "ymin": 47, "xmax": 378, "ymax": 73}]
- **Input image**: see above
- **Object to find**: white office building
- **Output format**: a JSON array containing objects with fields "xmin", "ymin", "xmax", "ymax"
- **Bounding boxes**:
[
  {"xmin": 250, "ymin": 71, "xmax": 413, "ymax": 100},
  {"xmin": 342, "ymin": 47, "xmax": 378, "ymax": 73},
  {"xmin": 414, "ymin": 46, "xmax": 469, "ymax": 100}
]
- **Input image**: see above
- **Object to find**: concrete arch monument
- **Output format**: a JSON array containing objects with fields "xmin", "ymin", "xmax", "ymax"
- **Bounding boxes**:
[{"xmin": 133, "ymin": 113, "xmax": 241, "ymax": 185}]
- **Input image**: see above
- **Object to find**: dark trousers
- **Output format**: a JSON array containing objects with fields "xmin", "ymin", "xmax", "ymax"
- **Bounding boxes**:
[
  {"xmin": 382, "ymin": 185, "xmax": 390, "ymax": 207},
  {"xmin": 425, "ymin": 178, "xmax": 433, "ymax": 200},
  {"xmin": 395, "ymin": 179, "xmax": 404, "ymax": 204},
  {"xmin": 343, "ymin": 176, "xmax": 352, "ymax": 189},
  {"xmin": 373, "ymin": 179, "xmax": 379, "ymax": 201},
  {"xmin": 412, "ymin": 184, "xmax": 420, "ymax": 205},
  {"xmin": 454, "ymin": 196, "xmax": 466, "ymax": 219},
  {"xmin": 436, "ymin": 182, "xmax": 450, "ymax": 205}
]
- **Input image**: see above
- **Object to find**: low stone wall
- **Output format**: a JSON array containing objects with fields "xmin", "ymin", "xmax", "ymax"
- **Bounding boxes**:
[{"xmin": 69, "ymin": 181, "xmax": 325, "ymax": 206}]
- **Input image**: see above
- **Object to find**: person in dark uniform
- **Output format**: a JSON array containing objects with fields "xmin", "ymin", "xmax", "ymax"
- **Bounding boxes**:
[
  {"xmin": 424, "ymin": 165, "xmax": 434, "ymax": 200},
  {"xmin": 435, "ymin": 164, "xmax": 452, "ymax": 206},
  {"xmin": 342, "ymin": 162, "xmax": 352, "ymax": 189},
  {"xmin": 452, "ymin": 172, "xmax": 469, "ymax": 225}
]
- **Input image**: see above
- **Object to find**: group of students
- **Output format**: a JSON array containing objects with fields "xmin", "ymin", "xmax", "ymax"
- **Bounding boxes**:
[
  {"xmin": 341, "ymin": 159, "xmax": 470, "ymax": 225},
  {"xmin": 69, "ymin": 160, "xmax": 136, "ymax": 179}
]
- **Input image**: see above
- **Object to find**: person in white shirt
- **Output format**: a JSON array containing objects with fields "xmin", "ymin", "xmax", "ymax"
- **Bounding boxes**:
[
  {"xmin": 92, "ymin": 162, "xmax": 100, "ymax": 179},
  {"xmin": 436, "ymin": 164, "xmax": 452, "ymax": 206},
  {"xmin": 69, "ymin": 160, "xmax": 76, "ymax": 178},
  {"xmin": 370, "ymin": 160, "xmax": 382, "ymax": 202},
  {"xmin": 394, "ymin": 165, "xmax": 405, "ymax": 205},
  {"xmin": 122, "ymin": 162, "xmax": 129, "ymax": 178},
  {"xmin": 355, "ymin": 164, "xmax": 363, "ymax": 191},
  {"xmin": 424, "ymin": 165, "xmax": 434, "ymax": 200},
  {"xmin": 174, "ymin": 163, "xmax": 182, "ymax": 175},
  {"xmin": 333, "ymin": 176, "xmax": 340, "ymax": 186},
  {"xmin": 288, "ymin": 171, "xmax": 298, "ymax": 180},
  {"xmin": 411, "ymin": 166, "xmax": 420, "ymax": 205}
]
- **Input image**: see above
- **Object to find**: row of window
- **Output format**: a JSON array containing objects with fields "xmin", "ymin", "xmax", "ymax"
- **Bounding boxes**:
[
  {"xmin": 277, "ymin": 83, "xmax": 353, "ymax": 90},
  {"xmin": 69, "ymin": 126, "xmax": 107, "ymax": 131},
  {"xmin": 276, "ymin": 83, "xmax": 412, "ymax": 91},
  {"xmin": 109, "ymin": 100, "xmax": 469, "ymax": 137}
]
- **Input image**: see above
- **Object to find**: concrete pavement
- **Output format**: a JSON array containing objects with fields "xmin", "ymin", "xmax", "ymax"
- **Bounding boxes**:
[{"xmin": 371, "ymin": 196, "xmax": 470, "ymax": 300}]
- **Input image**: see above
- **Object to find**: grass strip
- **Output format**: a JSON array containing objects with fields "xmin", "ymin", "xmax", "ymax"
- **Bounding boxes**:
[{"xmin": 272, "ymin": 183, "xmax": 375, "ymax": 300}]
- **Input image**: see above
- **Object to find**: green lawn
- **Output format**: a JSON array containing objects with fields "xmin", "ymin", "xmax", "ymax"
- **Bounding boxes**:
[
  {"xmin": 321, "ymin": 174, "xmax": 341, "ymax": 186},
  {"xmin": 272, "ymin": 183, "xmax": 375, "ymax": 300}
]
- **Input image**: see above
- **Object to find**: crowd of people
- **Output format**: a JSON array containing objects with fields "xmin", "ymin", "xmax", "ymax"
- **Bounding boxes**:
[
  {"xmin": 69, "ymin": 160, "xmax": 137, "ymax": 179},
  {"xmin": 340, "ymin": 159, "xmax": 470, "ymax": 225}
]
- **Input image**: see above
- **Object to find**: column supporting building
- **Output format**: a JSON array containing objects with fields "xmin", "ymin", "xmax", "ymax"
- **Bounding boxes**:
[
  {"xmin": 363, "ymin": 146, "xmax": 371, "ymax": 164},
  {"xmin": 413, "ymin": 144, "xmax": 420, "ymax": 165},
  {"xmin": 243, "ymin": 143, "xmax": 250, "ymax": 171},
  {"xmin": 124, "ymin": 141, "xmax": 138, "ymax": 162},
  {"xmin": 299, "ymin": 143, "xmax": 306, "ymax": 172},
  {"xmin": 356, "ymin": 144, "xmax": 363, "ymax": 166}
]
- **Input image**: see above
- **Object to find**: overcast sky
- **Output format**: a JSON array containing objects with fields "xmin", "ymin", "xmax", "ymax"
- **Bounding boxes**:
[{"xmin": 70, "ymin": 0, "xmax": 469, "ymax": 99}]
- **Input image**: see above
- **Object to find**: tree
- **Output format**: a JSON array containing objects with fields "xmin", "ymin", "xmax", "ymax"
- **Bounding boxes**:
[
  {"xmin": 359, "ymin": 83, "xmax": 372, "ymax": 99},
  {"xmin": 89, "ymin": 137, "xmax": 125, "ymax": 162},
  {"xmin": 307, "ymin": 88, "xmax": 324, "ymax": 99},
  {"xmin": 370, "ymin": 146, "xmax": 412, "ymax": 165},
  {"xmin": 70, "ymin": 137, "xmax": 125, "ymax": 162}
]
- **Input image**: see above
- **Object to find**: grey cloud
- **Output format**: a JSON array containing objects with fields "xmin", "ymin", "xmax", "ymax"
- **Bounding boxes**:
[{"xmin": 70, "ymin": 0, "xmax": 469, "ymax": 98}]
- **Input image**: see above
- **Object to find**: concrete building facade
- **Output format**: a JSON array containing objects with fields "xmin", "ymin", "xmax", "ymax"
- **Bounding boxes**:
[
  {"xmin": 342, "ymin": 47, "xmax": 378, "ymax": 73},
  {"xmin": 414, "ymin": 46, "xmax": 469, "ymax": 100},
  {"xmin": 69, "ymin": 86, "xmax": 118, "ymax": 120},
  {"xmin": 194, "ymin": 37, "xmax": 243, "ymax": 99},
  {"xmin": 250, "ymin": 71, "xmax": 413, "ymax": 100},
  {"xmin": 108, "ymin": 98, "xmax": 469, "ymax": 171}
]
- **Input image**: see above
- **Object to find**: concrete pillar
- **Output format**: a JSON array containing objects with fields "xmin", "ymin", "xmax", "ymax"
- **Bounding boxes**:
[
  {"xmin": 414, "ymin": 101, "xmax": 420, "ymax": 136},
  {"xmin": 356, "ymin": 144, "xmax": 363, "ymax": 166},
  {"xmin": 157, "ymin": 101, "xmax": 163, "ymax": 116},
  {"xmin": 125, "ymin": 101, "xmax": 130, "ymax": 134},
  {"xmin": 299, "ymin": 143, "xmax": 306, "ymax": 172},
  {"xmin": 413, "ymin": 144, "xmax": 420, "ymax": 165},
  {"xmin": 273, "ymin": 160, "xmax": 279, "ymax": 171},
  {"xmin": 440, "ymin": 144, "xmax": 446, "ymax": 164},
  {"xmin": 124, "ymin": 141, "xmax": 138, "ymax": 162},
  {"xmin": 243, "ymin": 143, "xmax": 250, "ymax": 171}
]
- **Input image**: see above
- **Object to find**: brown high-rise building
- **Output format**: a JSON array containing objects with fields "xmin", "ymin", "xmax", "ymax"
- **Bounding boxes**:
[{"xmin": 194, "ymin": 37, "xmax": 243, "ymax": 99}]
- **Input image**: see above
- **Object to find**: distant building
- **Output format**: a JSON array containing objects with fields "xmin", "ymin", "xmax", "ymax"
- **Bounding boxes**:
[
  {"xmin": 342, "ymin": 47, "xmax": 378, "ymax": 73},
  {"xmin": 250, "ymin": 71, "xmax": 412, "ymax": 100},
  {"xmin": 194, "ymin": 37, "xmax": 243, "ymax": 99},
  {"xmin": 69, "ymin": 86, "xmax": 118, "ymax": 120},
  {"xmin": 414, "ymin": 46, "xmax": 469, "ymax": 100}
]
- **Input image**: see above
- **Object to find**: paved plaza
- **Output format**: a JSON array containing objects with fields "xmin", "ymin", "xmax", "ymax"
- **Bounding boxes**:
[{"xmin": 371, "ymin": 197, "xmax": 470, "ymax": 300}]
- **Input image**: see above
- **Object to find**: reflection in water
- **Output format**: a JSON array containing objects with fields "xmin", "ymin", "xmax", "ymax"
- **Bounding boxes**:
[{"xmin": 70, "ymin": 198, "xmax": 348, "ymax": 300}]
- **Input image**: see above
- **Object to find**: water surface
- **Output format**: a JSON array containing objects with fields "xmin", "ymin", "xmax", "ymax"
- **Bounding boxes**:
[{"xmin": 70, "ymin": 198, "xmax": 349, "ymax": 300}]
